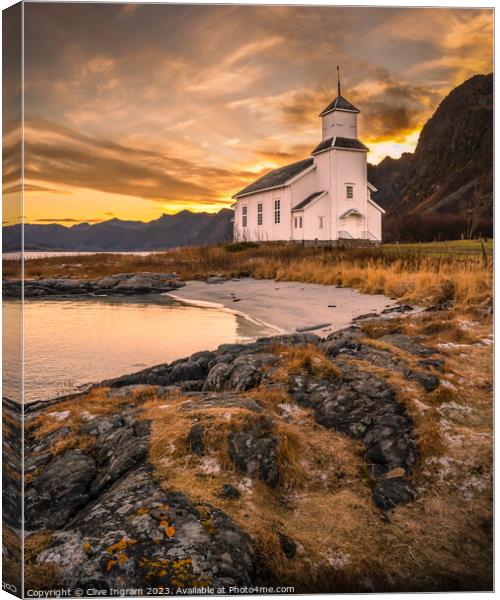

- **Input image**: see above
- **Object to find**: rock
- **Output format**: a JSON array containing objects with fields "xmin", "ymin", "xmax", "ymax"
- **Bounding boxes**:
[
  {"xmin": 187, "ymin": 424, "xmax": 205, "ymax": 455},
  {"xmin": 381, "ymin": 304, "xmax": 414, "ymax": 315},
  {"xmin": 419, "ymin": 358, "xmax": 445, "ymax": 371},
  {"xmin": 228, "ymin": 419, "xmax": 280, "ymax": 487},
  {"xmin": 80, "ymin": 414, "xmax": 124, "ymax": 436},
  {"xmin": 227, "ymin": 364, "xmax": 262, "ymax": 392},
  {"xmin": 2, "ymin": 280, "xmax": 22, "ymax": 298},
  {"xmin": 203, "ymin": 363, "xmax": 233, "ymax": 392},
  {"xmin": 278, "ymin": 533, "xmax": 297, "ymax": 559},
  {"xmin": 53, "ymin": 278, "xmax": 88, "ymax": 292},
  {"xmin": 11, "ymin": 272, "xmax": 184, "ymax": 299},
  {"xmin": 26, "ymin": 450, "xmax": 96, "ymax": 529},
  {"xmin": 36, "ymin": 468, "xmax": 257, "ymax": 590},
  {"xmin": 321, "ymin": 332, "xmax": 361, "ymax": 357},
  {"xmin": 216, "ymin": 342, "xmax": 259, "ymax": 363},
  {"xmin": 352, "ymin": 312, "xmax": 380, "ymax": 322},
  {"xmin": 372, "ymin": 477, "xmax": 417, "ymax": 510},
  {"xmin": 205, "ymin": 276, "xmax": 228, "ymax": 284},
  {"xmin": 90, "ymin": 422, "xmax": 150, "ymax": 496},
  {"xmin": 256, "ymin": 332, "xmax": 321, "ymax": 346},
  {"xmin": 362, "ymin": 415, "xmax": 416, "ymax": 474},
  {"xmin": 219, "ymin": 484, "xmax": 241, "ymax": 500},
  {"xmin": 289, "ymin": 364, "xmax": 416, "ymax": 476},
  {"xmin": 107, "ymin": 364, "xmax": 172, "ymax": 387},
  {"xmin": 379, "ymin": 334, "xmax": 434, "ymax": 357},
  {"xmin": 203, "ymin": 353, "xmax": 276, "ymax": 392},
  {"xmin": 113, "ymin": 274, "xmax": 164, "ymax": 291},
  {"xmin": 296, "ymin": 323, "xmax": 331, "ymax": 333},
  {"xmin": 95, "ymin": 277, "xmax": 117, "ymax": 289},
  {"xmin": 169, "ymin": 359, "xmax": 207, "ymax": 383},
  {"xmin": 407, "ymin": 371, "xmax": 440, "ymax": 392},
  {"xmin": 189, "ymin": 350, "xmax": 217, "ymax": 371}
]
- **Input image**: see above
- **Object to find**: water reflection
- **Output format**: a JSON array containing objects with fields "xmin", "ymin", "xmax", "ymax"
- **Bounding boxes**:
[{"xmin": 4, "ymin": 295, "xmax": 275, "ymax": 403}]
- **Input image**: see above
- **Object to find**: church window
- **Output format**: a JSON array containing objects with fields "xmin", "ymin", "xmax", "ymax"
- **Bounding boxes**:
[
  {"xmin": 346, "ymin": 185, "xmax": 354, "ymax": 199},
  {"xmin": 299, "ymin": 217, "xmax": 303, "ymax": 228},
  {"xmin": 294, "ymin": 217, "xmax": 298, "ymax": 228},
  {"xmin": 319, "ymin": 216, "xmax": 324, "ymax": 229},
  {"xmin": 257, "ymin": 203, "xmax": 263, "ymax": 225},
  {"xmin": 242, "ymin": 205, "xmax": 247, "ymax": 227},
  {"xmin": 274, "ymin": 199, "xmax": 280, "ymax": 224}
]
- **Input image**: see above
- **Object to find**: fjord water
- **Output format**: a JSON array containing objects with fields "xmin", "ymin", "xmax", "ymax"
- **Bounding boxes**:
[{"xmin": 4, "ymin": 295, "xmax": 274, "ymax": 403}]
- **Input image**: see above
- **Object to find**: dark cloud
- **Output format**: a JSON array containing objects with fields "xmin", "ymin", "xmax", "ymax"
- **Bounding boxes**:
[{"xmin": 356, "ymin": 82, "xmax": 441, "ymax": 142}]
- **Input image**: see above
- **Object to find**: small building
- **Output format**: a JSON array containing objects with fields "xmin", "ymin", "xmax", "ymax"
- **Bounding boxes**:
[{"xmin": 232, "ymin": 82, "xmax": 384, "ymax": 243}]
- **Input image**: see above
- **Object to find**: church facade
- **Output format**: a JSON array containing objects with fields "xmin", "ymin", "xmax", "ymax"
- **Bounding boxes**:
[{"xmin": 232, "ymin": 88, "xmax": 384, "ymax": 243}]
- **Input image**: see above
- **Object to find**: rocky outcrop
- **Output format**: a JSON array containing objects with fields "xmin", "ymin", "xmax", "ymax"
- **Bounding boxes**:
[
  {"xmin": 322, "ymin": 326, "xmax": 441, "ymax": 393},
  {"xmin": 3, "ymin": 272, "xmax": 185, "ymax": 298},
  {"xmin": 15, "ymin": 315, "xmax": 456, "ymax": 591},
  {"xmin": 228, "ymin": 419, "xmax": 280, "ymax": 487},
  {"xmin": 37, "ymin": 468, "xmax": 256, "ymax": 592}
]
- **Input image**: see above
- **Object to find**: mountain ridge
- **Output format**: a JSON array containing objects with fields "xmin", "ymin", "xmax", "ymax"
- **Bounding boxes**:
[
  {"xmin": 4, "ymin": 208, "xmax": 234, "ymax": 252},
  {"xmin": 368, "ymin": 73, "xmax": 493, "ymax": 241}
]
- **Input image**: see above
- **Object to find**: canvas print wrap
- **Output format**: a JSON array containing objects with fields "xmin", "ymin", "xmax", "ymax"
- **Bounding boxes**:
[{"xmin": 2, "ymin": 2, "xmax": 493, "ymax": 597}]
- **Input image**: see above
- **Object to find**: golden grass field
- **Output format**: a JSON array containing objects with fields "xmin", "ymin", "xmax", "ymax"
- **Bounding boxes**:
[{"xmin": 5, "ymin": 240, "xmax": 493, "ymax": 310}]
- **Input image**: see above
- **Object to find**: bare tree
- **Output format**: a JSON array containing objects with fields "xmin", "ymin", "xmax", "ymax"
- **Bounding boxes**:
[{"xmin": 463, "ymin": 185, "xmax": 492, "ymax": 239}]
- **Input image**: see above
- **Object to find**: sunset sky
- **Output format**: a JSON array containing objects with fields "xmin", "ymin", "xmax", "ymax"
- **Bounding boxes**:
[{"xmin": 3, "ymin": 4, "xmax": 493, "ymax": 225}]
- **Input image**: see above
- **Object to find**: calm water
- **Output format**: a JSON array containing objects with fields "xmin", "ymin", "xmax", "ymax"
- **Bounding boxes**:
[
  {"xmin": 3, "ymin": 296, "xmax": 275, "ymax": 403},
  {"xmin": 3, "ymin": 251, "xmax": 165, "ymax": 261}
]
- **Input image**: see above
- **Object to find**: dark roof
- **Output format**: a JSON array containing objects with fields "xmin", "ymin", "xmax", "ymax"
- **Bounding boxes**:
[
  {"xmin": 334, "ymin": 137, "xmax": 369, "ymax": 151},
  {"xmin": 311, "ymin": 138, "xmax": 334, "ymax": 154},
  {"xmin": 292, "ymin": 191, "xmax": 325, "ymax": 212},
  {"xmin": 234, "ymin": 158, "xmax": 314, "ymax": 197},
  {"xmin": 311, "ymin": 136, "xmax": 369, "ymax": 155},
  {"xmin": 319, "ymin": 95, "xmax": 360, "ymax": 116}
]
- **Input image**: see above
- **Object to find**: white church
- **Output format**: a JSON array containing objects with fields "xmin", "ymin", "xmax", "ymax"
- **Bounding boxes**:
[{"xmin": 232, "ymin": 77, "xmax": 384, "ymax": 243}]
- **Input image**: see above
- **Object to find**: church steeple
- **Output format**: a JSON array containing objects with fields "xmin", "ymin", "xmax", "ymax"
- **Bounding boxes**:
[{"xmin": 320, "ymin": 68, "xmax": 360, "ymax": 140}]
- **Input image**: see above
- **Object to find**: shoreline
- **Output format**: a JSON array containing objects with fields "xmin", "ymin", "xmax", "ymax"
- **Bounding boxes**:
[
  {"xmin": 11, "ymin": 279, "xmax": 399, "ymax": 408},
  {"xmin": 166, "ymin": 292, "xmax": 287, "ymax": 335},
  {"xmin": 167, "ymin": 277, "xmax": 398, "ymax": 337}
]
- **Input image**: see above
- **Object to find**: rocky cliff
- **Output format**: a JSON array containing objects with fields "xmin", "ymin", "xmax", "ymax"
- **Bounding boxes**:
[{"xmin": 369, "ymin": 73, "xmax": 493, "ymax": 241}]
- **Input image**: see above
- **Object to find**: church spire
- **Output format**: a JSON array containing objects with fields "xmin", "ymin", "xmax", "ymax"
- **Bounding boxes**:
[{"xmin": 337, "ymin": 65, "xmax": 341, "ymax": 97}]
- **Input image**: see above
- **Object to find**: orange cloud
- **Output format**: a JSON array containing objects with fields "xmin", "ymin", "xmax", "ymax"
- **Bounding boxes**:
[{"xmin": 11, "ymin": 4, "xmax": 492, "ymax": 225}]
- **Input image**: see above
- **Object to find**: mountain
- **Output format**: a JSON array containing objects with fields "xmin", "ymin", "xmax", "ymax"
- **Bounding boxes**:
[
  {"xmin": 3, "ymin": 208, "xmax": 234, "ymax": 252},
  {"xmin": 368, "ymin": 73, "xmax": 493, "ymax": 241}
]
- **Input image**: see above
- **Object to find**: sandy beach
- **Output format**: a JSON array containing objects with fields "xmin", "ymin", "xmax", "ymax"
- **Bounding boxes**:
[{"xmin": 167, "ymin": 278, "xmax": 398, "ymax": 336}]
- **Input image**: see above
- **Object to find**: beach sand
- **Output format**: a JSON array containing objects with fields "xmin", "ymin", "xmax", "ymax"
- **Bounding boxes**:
[{"xmin": 167, "ymin": 278, "xmax": 397, "ymax": 337}]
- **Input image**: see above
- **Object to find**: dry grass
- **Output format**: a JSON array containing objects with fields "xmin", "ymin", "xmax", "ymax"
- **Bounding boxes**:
[
  {"xmin": 299, "ymin": 310, "xmax": 492, "ymax": 591},
  {"xmin": 270, "ymin": 343, "xmax": 342, "ymax": 381},
  {"xmin": 27, "ymin": 385, "xmax": 158, "ymax": 456},
  {"xmin": 24, "ymin": 531, "xmax": 60, "ymax": 592},
  {"xmin": 141, "ymin": 387, "xmax": 369, "ymax": 582},
  {"xmin": 2, "ymin": 525, "xmax": 22, "ymax": 591},
  {"xmin": 12, "ymin": 242, "xmax": 492, "ymax": 309}
]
